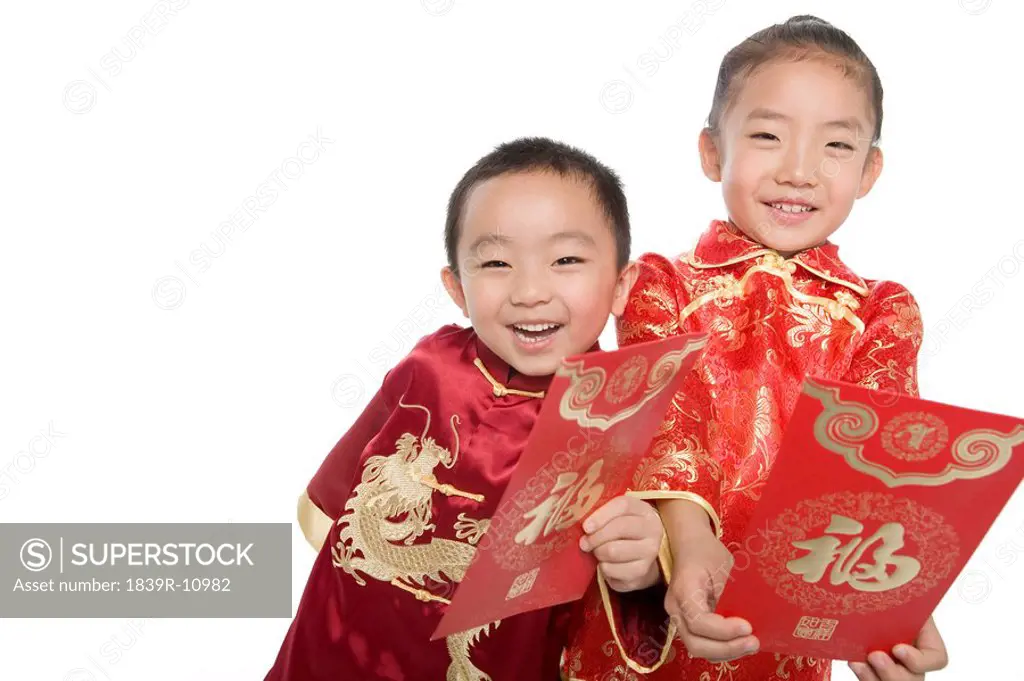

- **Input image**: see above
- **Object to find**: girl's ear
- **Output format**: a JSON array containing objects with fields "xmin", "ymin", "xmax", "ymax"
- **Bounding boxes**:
[
  {"xmin": 857, "ymin": 147, "xmax": 884, "ymax": 198},
  {"xmin": 611, "ymin": 261, "xmax": 640, "ymax": 318},
  {"xmin": 699, "ymin": 128, "xmax": 723, "ymax": 183},
  {"xmin": 441, "ymin": 266, "xmax": 469, "ymax": 317}
]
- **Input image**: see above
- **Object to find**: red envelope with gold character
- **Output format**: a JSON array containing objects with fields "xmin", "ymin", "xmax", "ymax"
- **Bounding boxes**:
[
  {"xmin": 716, "ymin": 376, "xmax": 1024, "ymax": 661},
  {"xmin": 432, "ymin": 333, "xmax": 708, "ymax": 639}
]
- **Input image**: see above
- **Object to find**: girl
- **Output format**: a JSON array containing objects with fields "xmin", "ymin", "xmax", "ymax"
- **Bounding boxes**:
[{"xmin": 566, "ymin": 15, "xmax": 949, "ymax": 681}]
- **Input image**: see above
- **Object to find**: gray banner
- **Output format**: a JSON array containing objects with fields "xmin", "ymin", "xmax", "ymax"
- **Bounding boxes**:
[{"xmin": 0, "ymin": 523, "xmax": 291, "ymax": 617}]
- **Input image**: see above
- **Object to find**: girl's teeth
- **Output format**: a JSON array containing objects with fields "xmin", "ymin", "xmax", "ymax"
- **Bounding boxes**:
[
  {"xmin": 516, "ymin": 323, "xmax": 558, "ymax": 332},
  {"xmin": 771, "ymin": 203, "xmax": 813, "ymax": 214}
]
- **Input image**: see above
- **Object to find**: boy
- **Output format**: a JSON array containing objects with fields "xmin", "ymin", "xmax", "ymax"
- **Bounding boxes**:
[{"xmin": 265, "ymin": 137, "xmax": 684, "ymax": 680}]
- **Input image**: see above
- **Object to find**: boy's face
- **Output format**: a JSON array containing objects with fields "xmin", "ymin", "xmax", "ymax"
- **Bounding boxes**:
[
  {"xmin": 700, "ymin": 58, "xmax": 883, "ymax": 256},
  {"xmin": 442, "ymin": 170, "xmax": 635, "ymax": 377}
]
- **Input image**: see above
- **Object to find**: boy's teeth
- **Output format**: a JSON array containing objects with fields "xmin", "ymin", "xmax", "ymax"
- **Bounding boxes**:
[
  {"xmin": 512, "ymin": 323, "xmax": 561, "ymax": 344},
  {"xmin": 515, "ymin": 323, "xmax": 558, "ymax": 332},
  {"xmin": 515, "ymin": 331, "xmax": 546, "ymax": 344},
  {"xmin": 771, "ymin": 202, "xmax": 813, "ymax": 214}
]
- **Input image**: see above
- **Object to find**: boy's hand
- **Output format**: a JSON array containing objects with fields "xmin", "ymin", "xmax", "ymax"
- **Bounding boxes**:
[
  {"xmin": 848, "ymin": 617, "xmax": 948, "ymax": 681},
  {"xmin": 660, "ymin": 499, "xmax": 759, "ymax": 662},
  {"xmin": 580, "ymin": 495, "xmax": 663, "ymax": 593}
]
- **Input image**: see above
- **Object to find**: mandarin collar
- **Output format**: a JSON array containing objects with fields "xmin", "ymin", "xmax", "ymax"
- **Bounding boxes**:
[
  {"xmin": 687, "ymin": 220, "xmax": 869, "ymax": 296},
  {"xmin": 473, "ymin": 333, "xmax": 601, "ymax": 396}
]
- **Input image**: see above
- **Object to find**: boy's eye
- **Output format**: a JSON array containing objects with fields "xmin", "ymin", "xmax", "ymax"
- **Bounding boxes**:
[
  {"xmin": 750, "ymin": 132, "xmax": 779, "ymax": 141},
  {"xmin": 480, "ymin": 260, "xmax": 510, "ymax": 268},
  {"xmin": 554, "ymin": 256, "xmax": 584, "ymax": 266}
]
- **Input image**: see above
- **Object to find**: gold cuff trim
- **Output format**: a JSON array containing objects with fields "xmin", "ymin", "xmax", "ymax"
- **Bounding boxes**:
[
  {"xmin": 421, "ymin": 474, "xmax": 485, "ymax": 503},
  {"xmin": 390, "ymin": 578, "xmax": 452, "ymax": 605},
  {"xmin": 626, "ymin": 490, "xmax": 722, "ymax": 539},
  {"xmin": 657, "ymin": 526, "xmax": 674, "ymax": 585},
  {"xmin": 473, "ymin": 358, "xmax": 546, "ymax": 399},
  {"xmin": 297, "ymin": 490, "xmax": 334, "ymax": 552},
  {"xmin": 596, "ymin": 566, "xmax": 677, "ymax": 675}
]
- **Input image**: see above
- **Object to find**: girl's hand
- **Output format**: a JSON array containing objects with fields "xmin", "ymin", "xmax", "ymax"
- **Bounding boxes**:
[
  {"xmin": 661, "ymin": 499, "xmax": 759, "ymax": 662},
  {"xmin": 849, "ymin": 617, "xmax": 948, "ymax": 681}
]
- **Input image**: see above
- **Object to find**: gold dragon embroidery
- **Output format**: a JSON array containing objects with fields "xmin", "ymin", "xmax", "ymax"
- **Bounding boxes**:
[
  {"xmin": 446, "ymin": 622, "xmax": 501, "ymax": 681},
  {"xmin": 331, "ymin": 398, "xmax": 498, "ymax": 681}
]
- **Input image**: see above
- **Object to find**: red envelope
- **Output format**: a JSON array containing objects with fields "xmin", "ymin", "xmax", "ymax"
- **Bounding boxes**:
[
  {"xmin": 432, "ymin": 333, "xmax": 708, "ymax": 640},
  {"xmin": 716, "ymin": 376, "xmax": 1024, "ymax": 661}
]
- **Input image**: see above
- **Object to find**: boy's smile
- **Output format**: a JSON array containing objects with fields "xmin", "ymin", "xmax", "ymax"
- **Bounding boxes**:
[
  {"xmin": 509, "ymin": 321, "xmax": 563, "ymax": 350},
  {"xmin": 442, "ymin": 170, "xmax": 635, "ymax": 377}
]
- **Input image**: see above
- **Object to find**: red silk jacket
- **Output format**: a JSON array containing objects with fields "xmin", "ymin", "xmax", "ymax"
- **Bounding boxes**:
[
  {"xmin": 563, "ymin": 221, "xmax": 924, "ymax": 681},
  {"xmin": 266, "ymin": 325, "xmax": 659, "ymax": 681}
]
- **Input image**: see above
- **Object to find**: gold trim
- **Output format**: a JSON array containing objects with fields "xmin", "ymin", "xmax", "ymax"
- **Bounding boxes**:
[
  {"xmin": 658, "ymin": 531, "xmax": 674, "ymax": 583},
  {"xmin": 685, "ymin": 246, "xmax": 869, "ymax": 297},
  {"xmin": 588, "ymin": 493, "xmax": 697, "ymax": 675},
  {"xmin": 473, "ymin": 358, "xmax": 546, "ymax": 399},
  {"xmin": 679, "ymin": 257, "xmax": 865, "ymax": 334},
  {"xmin": 297, "ymin": 490, "xmax": 334, "ymax": 552},
  {"xmin": 596, "ymin": 566, "xmax": 677, "ymax": 675},
  {"xmin": 806, "ymin": 378, "xmax": 1024, "ymax": 487},
  {"xmin": 556, "ymin": 337, "xmax": 708, "ymax": 431},
  {"xmin": 793, "ymin": 259, "xmax": 869, "ymax": 297},
  {"xmin": 685, "ymin": 249, "xmax": 774, "ymax": 270},
  {"xmin": 627, "ymin": 490, "xmax": 722, "ymax": 539}
]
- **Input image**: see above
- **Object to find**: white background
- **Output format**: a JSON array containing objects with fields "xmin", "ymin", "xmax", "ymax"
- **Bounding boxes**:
[{"xmin": 3, "ymin": 1, "xmax": 1022, "ymax": 679}]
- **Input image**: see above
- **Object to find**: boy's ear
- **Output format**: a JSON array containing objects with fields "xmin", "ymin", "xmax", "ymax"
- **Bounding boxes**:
[
  {"xmin": 857, "ymin": 147, "xmax": 884, "ymax": 199},
  {"xmin": 699, "ymin": 128, "xmax": 723, "ymax": 183},
  {"xmin": 441, "ymin": 266, "xmax": 469, "ymax": 318},
  {"xmin": 611, "ymin": 261, "xmax": 640, "ymax": 318}
]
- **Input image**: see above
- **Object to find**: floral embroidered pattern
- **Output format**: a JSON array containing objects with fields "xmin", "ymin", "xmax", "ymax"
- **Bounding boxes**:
[
  {"xmin": 891, "ymin": 301, "xmax": 923, "ymax": 346},
  {"xmin": 786, "ymin": 302, "xmax": 836, "ymax": 350},
  {"xmin": 774, "ymin": 654, "xmax": 829, "ymax": 679}
]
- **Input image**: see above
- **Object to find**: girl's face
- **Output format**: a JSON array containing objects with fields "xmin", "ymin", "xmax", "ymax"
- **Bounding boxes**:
[{"xmin": 700, "ymin": 58, "xmax": 883, "ymax": 256}]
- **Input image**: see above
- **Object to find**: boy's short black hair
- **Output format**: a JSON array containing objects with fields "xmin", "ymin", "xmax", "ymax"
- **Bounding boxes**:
[{"xmin": 444, "ymin": 137, "xmax": 630, "ymax": 275}]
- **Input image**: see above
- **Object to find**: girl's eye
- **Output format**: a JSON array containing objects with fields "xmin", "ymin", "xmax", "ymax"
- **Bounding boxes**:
[
  {"xmin": 827, "ymin": 141, "xmax": 855, "ymax": 151},
  {"xmin": 480, "ymin": 260, "xmax": 509, "ymax": 268},
  {"xmin": 554, "ymin": 256, "xmax": 584, "ymax": 266},
  {"xmin": 750, "ymin": 132, "xmax": 779, "ymax": 141}
]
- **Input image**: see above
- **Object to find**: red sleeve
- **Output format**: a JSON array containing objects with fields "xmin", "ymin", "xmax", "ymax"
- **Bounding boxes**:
[
  {"xmin": 615, "ymin": 253, "xmax": 721, "ymax": 531},
  {"xmin": 843, "ymin": 281, "xmax": 923, "ymax": 398},
  {"xmin": 298, "ymin": 326, "xmax": 461, "ymax": 550},
  {"xmin": 299, "ymin": 354, "xmax": 417, "ymax": 551},
  {"xmin": 306, "ymin": 383, "xmax": 394, "ymax": 521}
]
